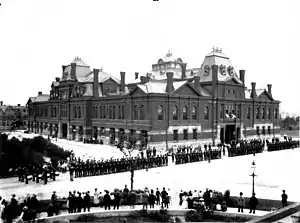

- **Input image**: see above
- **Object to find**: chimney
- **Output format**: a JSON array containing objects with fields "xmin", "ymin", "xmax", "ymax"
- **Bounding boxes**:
[
  {"xmin": 181, "ymin": 63, "xmax": 187, "ymax": 79},
  {"xmin": 250, "ymin": 82, "xmax": 257, "ymax": 99},
  {"xmin": 140, "ymin": 76, "xmax": 147, "ymax": 84},
  {"xmin": 0, "ymin": 101, "xmax": 3, "ymax": 106},
  {"xmin": 62, "ymin": 65, "xmax": 66, "ymax": 77},
  {"xmin": 55, "ymin": 77, "xmax": 60, "ymax": 82},
  {"xmin": 239, "ymin": 70, "xmax": 245, "ymax": 84},
  {"xmin": 38, "ymin": 91, "xmax": 42, "ymax": 96},
  {"xmin": 120, "ymin": 71, "xmax": 125, "ymax": 92},
  {"xmin": 70, "ymin": 63, "xmax": 76, "ymax": 79},
  {"xmin": 166, "ymin": 72, "xmax": 174, "ymax": 93},
  {"xmin": 135, "ymin": 72, "xmax": 139, "ymax": 80},
  {"xmin": 93, "ymin": 69, "xmax": 99, "ymax": 97},
  {"xmin": 267, "ymin": 84, "xmax": 272, "ymax": 96},
  {"xmin": 193, "ymin": 76, "xmax": 201, "ymax": 92}
]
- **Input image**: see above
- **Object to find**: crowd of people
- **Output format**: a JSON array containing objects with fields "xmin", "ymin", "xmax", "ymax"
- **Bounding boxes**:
[
  {"xmin": 223, "ymin": 139, "xmax": 264, "ymax": 157},
  {"xmin": 267, "ymin": 137, "xmax": 299, "ymax": 151}
]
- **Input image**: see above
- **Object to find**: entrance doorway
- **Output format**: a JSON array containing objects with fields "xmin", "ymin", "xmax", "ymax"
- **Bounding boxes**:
[
  {"xmin": 225, "ymin": 125, "xmax": 235, "ymax": 143},
  {"xmin": 220, "ymin": 128, "xmax": 224, "ymax": 144},
  {"xmin": 62, "ymin": 123, "xmax": 68, "ymax": 138}
]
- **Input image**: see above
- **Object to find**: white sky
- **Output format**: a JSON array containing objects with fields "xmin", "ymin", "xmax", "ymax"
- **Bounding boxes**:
[{"xmin": 0, "ymin": 0, "xmax": 299, "ymax": 115}]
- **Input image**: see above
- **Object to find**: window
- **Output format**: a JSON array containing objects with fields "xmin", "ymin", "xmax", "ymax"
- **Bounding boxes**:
[
  {"xmin": 220, "ymin": 104, "xmax": 224, "ymax": 118},
  {"xmin": 233, "ymin": 90, "xmax": 235, "ymax": 94},
  {"xmin": 157, "ymin": 105, "xmax": 164, "ymax": 120},
  {"xmin": 262, "ymin": 126, "xmax": 265, "ymax": 135},
  {"xmin": 140, "ymin": 105, "xmax": 145, "ymax": 120},
  {"xmin": 267, "ymin": 107, "xmax": 271, "ymax": 120},
  {"xmin": 268, "ymin": 126, "xmax": 271, "ymax": 134},
  {"xmin": 247, "ymin": 107, "xmax": 251, "ymax": 119},
  {"xmin": 193, "ymin": 129, "xmax": 197, "ymax": 140},
  {"xmin": 109, "ymin": 106, "xmax": 113, "ymax": 119},
  {"xmin": 173, "ymin": 130, "xmax": 178, "ymax": 141},
  {"xmin": 103, "ymin": 106, "xmax": 106, "ymax": 119},
  {"xmin": 192, "ymin": 106, "xmax": 197, "ymax": 120},
  {"xmin": 183, "ymin": 129, "xmax": 188, "ymax": 140},
  {"xmin": 262, "ymin": 107, "xmax": 265, "ymax": 119},
  {"xmin": 118, "ymin": 105, "xmax": 121, "ymax": 119},
  {"xmin": 204, "ymin": 105, "xmax": 209, "ymax": 120},
  {"xmin": 74, "ymin": 106, "xmax": 77, "ymax": 118},
  {"xmin": 183, "ymin": 106, "xmax": 188, "ymax": 120},
  {"xmin": 96, "ymin": 106, "xmax": 98, "ymax": 118},
  {"xmin": 275, "ymin": 108, "xmax": 278, "ymax": 119},
  {"xmin": 237, "ymin": 105, "xmax": 241, "ymax": 118},
  {"xmin": 78, "ymin": 107, "xmax": 81, "ymax": 118},
  {"xmin": 204, "ymin": 65, "xmax": 210, "ymax": 76},
  {"xmin": 113, "ymin": 106, "xmax": 116, "ymax": 119},
  {"xmin": 122, "ymin": 105, "xmax": 125, "ymax": 119},
  {"xmin": 134, "ymin": 105, "xmax": 139, "ymax": 120},
  {"xmin": 172, "ymin": 105, "xmax": 179, "ymax": 120},
  {"xmin": 256, "ymin": 107, "xmax": 260, "ymax": 120},
  {"xmin": 100, "ymin": 106, "xmax": 103, "ymax": 119},
  {"xmin": 256, "ymin": 126, "xmax": 260, "ymax": 135}
]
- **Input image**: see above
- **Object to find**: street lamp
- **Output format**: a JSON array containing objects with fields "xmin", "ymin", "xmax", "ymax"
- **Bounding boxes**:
[{"xmin": 250, "ymin": 160, "xmax": 257, "ymax": 195}]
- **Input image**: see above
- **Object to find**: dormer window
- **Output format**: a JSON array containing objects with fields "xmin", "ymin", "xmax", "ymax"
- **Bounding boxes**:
[
  {"xmin": 204, "ymin": 65, "xmax": 210, "ymax": 76},
  {"xmin": 220, "ymin": 65, "xmax": 226, "ymax": 75}
]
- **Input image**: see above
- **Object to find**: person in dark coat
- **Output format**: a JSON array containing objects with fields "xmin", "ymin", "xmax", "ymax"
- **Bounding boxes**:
[
  {"xmin": 148, "ymin": 190, "xmax": 156, "ymax": 209},
  {"xmin": 156, "ymin": 188, "xmax": 161, "ymax": 205},
  {"xmin": 113, "ymin": 192, "xmax": 121, "ymax": 210},
  {"xmin": 103, "ymin": 191, "xmax": 111, "ymax": 210},
  {"xmin": 77, "ymin": 192, "xmax": 83, "ymax": 213},
  {"xmin": 161, "ymin": 187, "xmax": 168, "ymax": 209},
  {"xmin": 249, "ymin": 193, "xmax": 259, "ymax": 214},
  {"xmin": 29, "ymin": 194, "xmax": 39, "ymax": 220},
  {"xmin": 281, "ymin": 190, "xmax": 288, "ymax": 207},
  {"xmin": 83, "ymin": 191, "xmax": 91, "ymax": 212},
  {"xmin": 67, "ymin": 192, "xmax": 74, "ymax": 213}
]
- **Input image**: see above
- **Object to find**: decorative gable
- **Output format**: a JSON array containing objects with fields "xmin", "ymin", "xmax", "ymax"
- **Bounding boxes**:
[
  {"xmin": 129, "ymin": 86, "xmax": 147, "ymax": 96},
  {"xmin": 172, "ymin": 84, "xmax": 200, "ymax": 96},
  {"xmin": 225, "ymin": 77, "xmax": 241, "ymax": 85},
  {"xmin": 257, "ymin": 91, "xmax": 273, "ymax": 101}
]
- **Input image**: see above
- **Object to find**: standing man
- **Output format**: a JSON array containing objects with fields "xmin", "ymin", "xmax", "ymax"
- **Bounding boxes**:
[
  {"xmin": 281, "ymin": 190, "xmax": 288, "ymax": 207},
  {"xmin": 249, "ymin": 193, "xmax": 259, "ymax": 214},
  {"xmin": 237, "ymin": 192, "xmax": 245, "ymax": 213}
]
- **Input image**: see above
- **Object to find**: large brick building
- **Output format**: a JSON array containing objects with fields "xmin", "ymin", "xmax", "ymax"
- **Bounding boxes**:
[{"xmin": 27, "ymin": 49, "xmax": 280, "ymax": 149}]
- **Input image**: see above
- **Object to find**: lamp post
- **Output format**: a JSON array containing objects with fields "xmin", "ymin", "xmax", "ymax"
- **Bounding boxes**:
[{"xmin": 250, "ymin": 160, "xmax": 257, "ymax": 195}]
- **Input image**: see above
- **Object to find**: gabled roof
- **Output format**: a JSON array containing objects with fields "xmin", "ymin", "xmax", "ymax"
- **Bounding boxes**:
[
  {"xmin": 82, "ymin": 69, "xmax": 120, "ymax": 84},
  {"xmin": 224, "ymin": 75, "xmax": 243, "ymax": 84},
  {"xmin": 245, "ymin": 89, "xmax": 273, "ymax": 100},
  {"xmin": 189, "ymin": 81, "xmax": 212, "ymax": 97},
  {"xmin": 34, "ymin": 94, "xmax": 50, "ymax": 102}
]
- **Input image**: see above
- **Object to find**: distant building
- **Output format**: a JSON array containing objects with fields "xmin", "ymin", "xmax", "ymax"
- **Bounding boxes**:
[
  {"xmin": 0, "ymin": 101, "xmax": 28, "ymax": 131},
  {"xmin": 27, "ymin": 49, "xmax": 280, "ymax": 149}
]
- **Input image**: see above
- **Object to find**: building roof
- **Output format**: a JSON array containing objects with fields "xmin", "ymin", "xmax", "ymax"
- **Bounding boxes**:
[
  {"xmin": 82, "ymin": 69, "xmax": 120, "ymax": 84},
  {"xmin": 61, "ymin": 57, "xmax": 92, "ymax": 82},
  {"xmin": 137, "ymin": 80, "xmax": 187, "ymax": 94},
  {"xmin": 189, "ymin": 81, "xmax": 212, "ymax": 96},
  {"xmin": 33, "ymin": 94, "xmax": 50, "ymax": 102},
  {"xmin": 157, "ymin": 51, "xmax": 183, "ymax": 64},
  {"xmin": 245, "ymin": 89, "xmax": 269, "ymax": 99},
  {"xmin": 196, "ymin": 48, "xmax": 243, "ymax": 84}
]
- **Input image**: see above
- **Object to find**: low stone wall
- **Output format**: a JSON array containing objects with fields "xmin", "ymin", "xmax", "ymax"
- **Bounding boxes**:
[
  {"xmin": 45, "ymin": 209, "xmax": 257, "ymax": 223},
  {"xmin": 246, "ymin": 202, "xmax": 300, "ymax": 223}
]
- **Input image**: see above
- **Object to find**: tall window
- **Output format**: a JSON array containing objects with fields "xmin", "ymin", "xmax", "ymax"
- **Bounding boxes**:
[
  {"xmin": 103, "ymin": 106, "xmax": 106, "ymax": 119},
  {"xmin": 268, "ymin": 126, "xmax": 271, "ymax": 134},
  {"xmin": 140, "ymin": 105, "xmax": 145, "ymax": 120},
  {"xmin": 237, "ymin": 105, "xmax": 241, "ymax": 118},
  {"xmin": 247, "ymin": 107, "xmax": 251, "ymax": 119},
  {"xmin": 262, "ymin": 126, "xmax": 265, "ymax": 135},
  {"xmin": 256, "ymin": 126, "xmax": 260, "ymax": 135},
  {"xmin": 193, "ymin": 129, "xmax": 197, "ymax": 140},
  {"xmin": 118, "ymin": 105, "xmax": 121, "ymax": 119},
  {"xmin": 256, "ymin": 107, "xmax": 260, "ymax": 120},
  {"xmin": 96, "ymin": 106, "xmax": 98, "ymax": 118},
  {"xmin": 121, "ymin": 105, "xmax": 125, "ymax": 119},
  {"xmin": 262, "ymin": 107, "xmax": 265, "ymax": 119},
  {"xmin": 134, "ymin": 105, "xmax": 139, "ymax": 120},
  {"xmin": 74, "ymin": 106, "xmax": 77, "ymax": 118},
  {"xmin": 172, "ymin": 105, "xmax": 179, "ymax": 120},
  {"xmin": 275, "ymin": 108, "xmax": 278, "ymax": 119},
  {"xmin": 220, "ymin": 104, "xmax": 224, "ymax": 118},
  {"xmin": 183, "ymin": 105, "xmax": 188, "ymax": 120},
  {"xmin": 204, "ymin": 105, "xmax": 209, "ymax": 120},
  {"xmin": 183, "ymin": 129, "xmax": 188, "ymax": 140},
  {"xmin": 173, "ymin": 130, "xmax": 178, "ymax": 141},
  {"xmin": 157, "ymin": 105, "xmax": 164, "ymax": 120},
  {"xmin": 100, "ymin": 106, "xmax": 103, "ymax": 119},
  {"xmin": 192, "ymin": 106, "xmax": 197, "ymax": 120},
  {"xmin": 78, "ymin": 106, "xmax": 81, "ymax": 118},
  {"xmin": 267, "ymin": 107, "xmax": 271, "ymax": 120}
]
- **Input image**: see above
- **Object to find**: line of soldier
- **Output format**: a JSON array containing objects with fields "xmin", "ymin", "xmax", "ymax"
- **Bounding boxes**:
[
  {"xmin": 16, "ymin": 164, "xmax": 59, "ymax": 185},
  {"xmin": 267, "ymin": 138, "xmax": 299, "ymax": 152},
  {"xmin": 225, "ymin": 139, "xmax": 264, "ymax": 157},
  {"xmin": 68, "ymin": 154, "xmax": 169, "ymax": 181},
  {"xmin": 172, "ymin": 144, "xmax": 221, "ymax": 165}
]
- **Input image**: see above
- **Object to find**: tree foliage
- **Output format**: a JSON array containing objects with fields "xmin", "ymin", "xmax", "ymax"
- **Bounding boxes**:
[{"xmin": 0, "ymin": 133, "xmax": 72, "ymax": 177}]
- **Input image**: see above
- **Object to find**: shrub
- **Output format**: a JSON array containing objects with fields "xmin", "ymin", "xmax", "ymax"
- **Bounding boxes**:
[
  {"xmin": 75, "ymin": 214, "xmax": 99, "ymax": 222},
  {"xmin": 185, "ymin": 210, "xmax": 203, "ymax": 222}
]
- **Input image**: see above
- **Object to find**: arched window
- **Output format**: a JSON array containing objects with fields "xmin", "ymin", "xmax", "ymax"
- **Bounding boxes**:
[
  {"xmin": 256, "ymin": 107, "xmax": 260, "ymax": 120},
  {"xmin": 172, "ymin": 105, "xmax": 179, "ymax": 120},
  {"xmin": 247, "ymin": 107, "xmax": 251, "ymax": 119},
  {"xmin": 262, "ymin": 107, "xmax": 265, "ymax": 119},
  {"xmin": 183, "ymin": 105, "xmax": 188, "ymax": 120},
  {"xmin": 74, "ymin": 106, "xmax": 77, "ymax": 118},
  {"xmin": 275, "ymin": 108, "xmax": 278, "ymax": 119},
  {"xmin": 204, "ymin": 105, "xmax": 209, "ymax": 120},
  {"xmin": 267, "ymin": 107, "xmax": 271, "ymax": 119},
  {"xmin": 204, "ymin": 65, "xmax": 210, "ymax": 76},
  {"xmin": 78, "ymin": 107, "xmax": 81, "ymax": 118},
  {"xmin": 157, "ymin": 105, "xmax": 164, "ymax": 121},
  {"xmin": 100, "ymin": 106, "xmax": 102, "ymax": 119},
  {"xmin": 140, "ymin": 105, "xmax": 145, "ymax": 120},
  {"xmin": 103, "ymin": 106, "xmax": 106, "ymax": 119},
  {"xmin": 134, "ymin": 105, "xmax": 139, "ymax": 120},
  {"xmin": 113, "ymin": 106, "xmax": 116, "ymax": 119},
  {"xmin": 122, "ymin": 105, "xmax": 125, "ymax": 119},
  {"xmin": 192, "ymin": 105, "xmax": 197, "ymax": 120}
]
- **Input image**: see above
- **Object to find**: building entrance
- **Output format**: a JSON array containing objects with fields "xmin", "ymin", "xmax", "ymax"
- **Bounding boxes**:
[
  {"xmin": 225, "ymin": 124, "xmax": 235, "ymax": 143},
  {"xmin": 62, "ymin": 123, "xmax": 68, "ymax": 138}
]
